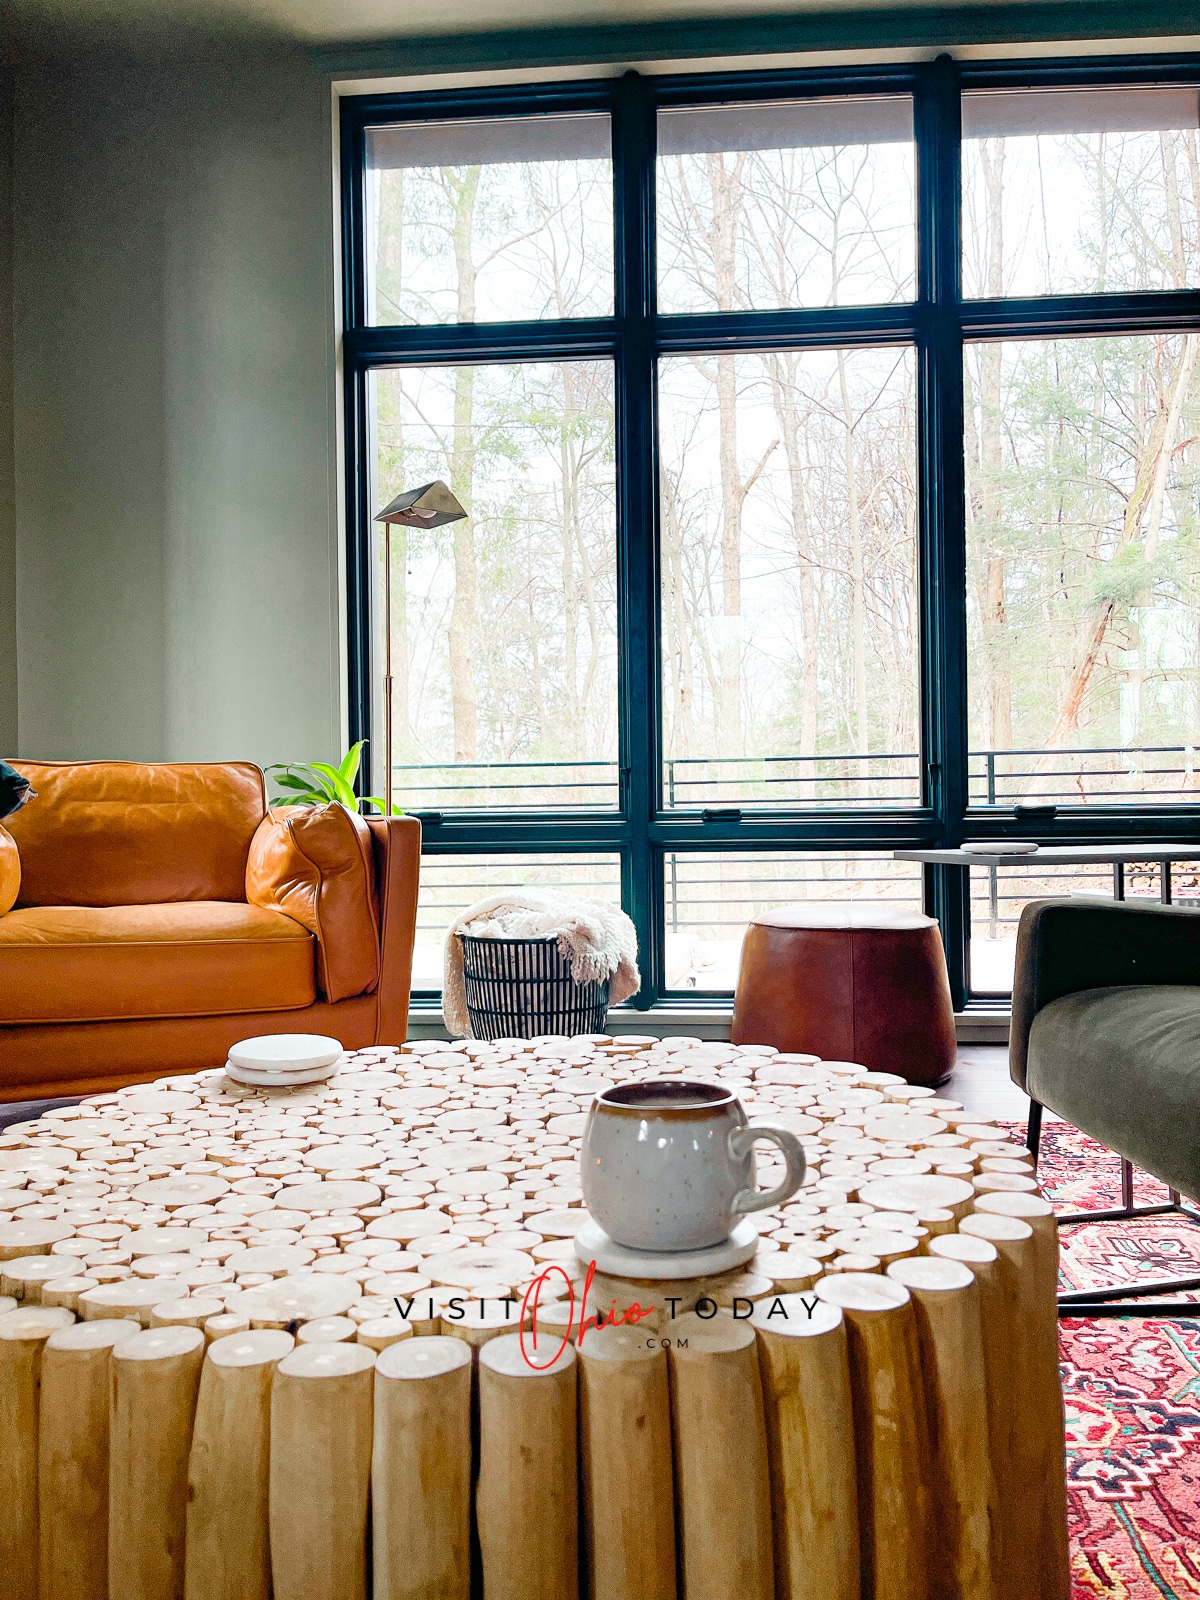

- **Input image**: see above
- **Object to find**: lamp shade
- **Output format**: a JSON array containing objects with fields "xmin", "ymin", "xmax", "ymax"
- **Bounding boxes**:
[{"xmin": 375, "ymin": 480, "xmax": 467, "ymax": 527}]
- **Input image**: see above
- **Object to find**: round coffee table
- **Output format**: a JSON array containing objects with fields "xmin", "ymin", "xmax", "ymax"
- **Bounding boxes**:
[{"xmin": 730, "ymin": 904, "xmax": 957, "ymax": 1086}]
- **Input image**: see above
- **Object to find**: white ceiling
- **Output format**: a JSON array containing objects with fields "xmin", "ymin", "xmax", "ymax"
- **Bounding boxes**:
[{"xmin": 5, "ymin": 0, "xmax": 1013, "ymax": 48}]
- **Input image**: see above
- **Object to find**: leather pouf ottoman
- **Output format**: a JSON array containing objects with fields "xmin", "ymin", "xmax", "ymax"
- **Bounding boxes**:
[{"xmin": 731, "ymin": 904, "xmax": 957, "ymax": 1086}]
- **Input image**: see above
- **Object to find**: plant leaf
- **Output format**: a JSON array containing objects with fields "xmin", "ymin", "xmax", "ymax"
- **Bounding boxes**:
[
  {"xmin": 339, "ymin": 741, "xmax": 365, "ymax": 785},
  {"xmin": 363, "ymin": 795, "xmax": 406, "ymax": 816},
  {"xmin": 309, "ymin": 763, "xmax": 357, "ymax": 807}
]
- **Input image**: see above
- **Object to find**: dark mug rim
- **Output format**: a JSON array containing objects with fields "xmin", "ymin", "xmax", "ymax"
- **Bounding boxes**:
[{"xmin": 594, "ymin": 1079, "xmax": 738, "ymax": 1115}]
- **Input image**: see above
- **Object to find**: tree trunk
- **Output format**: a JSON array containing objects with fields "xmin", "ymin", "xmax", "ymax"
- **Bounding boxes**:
[
  {"xmin": 708, "ymin": 153, "xmax": 747, "ymax": 758},
  {"xmin": 661, "ymin": 474, "xmax": 696, "ymax": 767},
  {"xmin": 560, "ymin": 365, "xmax": 580, "ymax": 738},
  {"xmin": 837, "ymin": 351, "xmax": 870, "ymax": 757},
  {"xmin": 447, "ymin": 168, "xmax": 481, "ymax": 763},
  {"xmin": 974, "ymin": 143, "xmax": 1012, "ymax": 755},
  {"xmin": 717, "ymin": 350, "xmax": 743, "ymax": 754},
  {"xmin": 769, "ymin": 355, "xmax": 819, "ymax": 759},
  {"xmin": 1042, "ymin": 333, "xmax": 1199, "ymax": 751}
]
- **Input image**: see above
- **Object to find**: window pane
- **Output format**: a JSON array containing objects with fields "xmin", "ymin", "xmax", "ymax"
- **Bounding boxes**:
[
  {"xmin": 372, "ymin": 361, "xmax": 618, "ymax": 810},
  {"xmin": 965, "ymin": 335, "xmax": 1200, "ymax": 804},
  {"xmin": 415, "ymin": 853, "xmax": 622, "ymax": 992},
  {"xmin": 657, "ymin": 97, "xmax": 915, "ymax": 312},
  {"xmin": 664, "ymin": 851, "xmax": 923, "ymax": 992},
  {"xmin": 659, "ymin": 347, "xmax": 919, "ymax": 808},
  {"xmin": 967, "ymin": 860, "xmax": 1191, "ymax": 995},
  {"xmin": 365, "ymin": 114, "xmax": 613, "ymax": 324},
  {"xmin": 963, "ymin": 87, "xmax": 1200, "ymax": 297}
]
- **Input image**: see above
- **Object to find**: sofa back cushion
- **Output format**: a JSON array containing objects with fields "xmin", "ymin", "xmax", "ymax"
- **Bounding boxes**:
[
  {"xmin": 6, "ymin": 761, "xmax": 267, "ymax": 907},
  {"xmin": 246, "ymin": 803, "xmax": 379, "ymax": 1002}
]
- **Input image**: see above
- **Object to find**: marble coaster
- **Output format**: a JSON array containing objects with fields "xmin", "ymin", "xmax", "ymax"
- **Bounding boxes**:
[
  {"xmin": 225, "ymin": 1034, "xmax": 345, "ymax": 1087},
  {"xmin": 223, "ymin": 1061, "xmax": 341, "ymax": 1088},
  {"xmin": 228, "ymin": 1034, "xmax": 344, "ymax": 1070},
  {"xmin": 573, "ymin": 1217, "xmax": 759, "ymax": 1279}
]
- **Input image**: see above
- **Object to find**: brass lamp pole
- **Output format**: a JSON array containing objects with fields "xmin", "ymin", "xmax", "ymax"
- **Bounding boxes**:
[{"xmin": 374, "ymin": 480, "xmax": 468, "ymax": 814}]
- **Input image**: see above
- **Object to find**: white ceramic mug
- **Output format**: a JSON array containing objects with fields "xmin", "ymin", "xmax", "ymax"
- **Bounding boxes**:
[{"xmin": 581, "ymin": 1079, "xmax": 807, "ymax": 1252}]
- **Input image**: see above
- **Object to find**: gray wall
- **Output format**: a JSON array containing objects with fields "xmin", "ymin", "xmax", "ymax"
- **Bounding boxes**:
[
  {"xmin": 0, "ymin": 71, "xmax": 16, "ymax": 758},
  {"xmin": 9, "ymin": 47, "xmax": 341, "ymax": 766}
]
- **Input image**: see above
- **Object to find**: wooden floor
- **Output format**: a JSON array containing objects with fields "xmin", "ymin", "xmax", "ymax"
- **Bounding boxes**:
[{"xmin": 945, "ymin": 1043, "xmax": 1054, "ymax": 1124}]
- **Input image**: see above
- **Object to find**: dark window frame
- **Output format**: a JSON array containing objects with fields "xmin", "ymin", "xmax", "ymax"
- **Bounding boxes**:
[{"xmin": 340, "ymin": 50, "xmax": 1200, "ymax": 1013}]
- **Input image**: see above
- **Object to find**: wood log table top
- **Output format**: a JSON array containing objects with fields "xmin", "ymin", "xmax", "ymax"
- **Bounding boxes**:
[{"xmin": 0, "ymin": 1038, "xmax": 1027, "ymax": 1330}]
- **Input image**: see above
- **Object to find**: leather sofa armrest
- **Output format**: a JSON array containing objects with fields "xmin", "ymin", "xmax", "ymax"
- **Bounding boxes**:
[
  {"xmin": 365, "ymin": 815, "xmax": 421, "ymax": 1045},
  {"xmin": 0, "ymin": 825, "xmax": 18, "ymax": 914},
  {"xmin": 247, "ymin": 805, "xmax": 380, "ymax": 1003},
  {"xmin": 1011, "ymin": 897, "xmax": 1200, "ymax": 1089}
]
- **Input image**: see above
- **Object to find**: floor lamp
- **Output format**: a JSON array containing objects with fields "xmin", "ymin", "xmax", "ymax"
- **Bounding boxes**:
[{"xmin": 374, "ymin": 480, "xmax": 468, "ymax": 814}]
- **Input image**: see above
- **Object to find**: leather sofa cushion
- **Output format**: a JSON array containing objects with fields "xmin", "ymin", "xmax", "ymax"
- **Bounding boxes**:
[
  {"xmin": 1028, "ymin": 984, "xmax": 1200, "ymax": 1199},
  {"xmin": 0, "ymin": 826, "xmax": 17, "ymax": 915},
  {"xmin": 0, "ymin": 902, "xmax": 315, "ymax": 1025},
  {"xmin": 6, "ymin": 761, "xmax": 267, "ymax": 907},
  {"xmin": 246, "ymin": 804, "xmax": 379, "ymax": 1003}
]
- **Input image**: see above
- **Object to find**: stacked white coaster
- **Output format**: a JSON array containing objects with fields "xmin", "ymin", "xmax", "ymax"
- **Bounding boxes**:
[
  {"xmin": 960, "ymin": 840, "xmax": 1039, "ymax": 855},
  {"xmin": 224, "ymin": 1033, "xmax": 345, "ymax": 1088}
]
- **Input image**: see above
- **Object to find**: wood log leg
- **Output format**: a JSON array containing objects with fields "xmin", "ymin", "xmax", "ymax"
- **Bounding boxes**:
[
  {"xmin": 886, "ymin": 1258, "xmax": 995, "ymax": 1600},
  {"xmin": 751, "ymin": 1293, "xmax": 859, "ymax": 1600},
  {"xmin": 38, "ymin": 1320, "xmax": 140, "ymax": 1600},
  {"xmin": 0, "ymin": 1305, "xmax": 76, "ymax": 1600},
  {"xmin": 578, "ymin": 1322, "xmax": 676, "ymax": 1600},
  {"xmin": 929, "ymin": 1231, "xmax": 1015, "ymax": 1600},
  {"xmin": 815, "ymin": 1274, "xmax": 932, "ymax": 1600},
  {"xmin": 667, "ymin": 1311, "xmax": 774, "ymax": 1600},
  {"xmin": 372, "ymin": 1336, "xmax": 473, "ymax": 1600},
  {"xmin": 968, "ymin": 1197, "xmax": 1068, "ymax": 1600},
  {"xmin": 109, "ymin": 1326, "xmax": 206, "ymax": 1600},
  {"xmin": 185, "ymin": 1329, "xmax": 295, "ymax": 1600},
  {"xmin": 269, "ymin": 1343, "xmax": 376, "ymax": 1600},
  {"xmin": 476, "ymin": 1332, "xmax": 579, "ymax": 1600}
]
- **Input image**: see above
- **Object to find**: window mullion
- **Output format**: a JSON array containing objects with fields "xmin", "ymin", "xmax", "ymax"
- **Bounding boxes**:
[
  {"xmin": 613, "ymin": 71, "xmax": 661, "ymax": 1008},
  {"xmin": 916, "ymin": 53, "xmax": 970, "ymax": 1008}
]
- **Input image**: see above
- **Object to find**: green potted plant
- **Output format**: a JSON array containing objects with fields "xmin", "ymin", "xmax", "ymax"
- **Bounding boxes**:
[{"xmin": 265, "ymin": 741, "xmax": 401, "ymax": 815}]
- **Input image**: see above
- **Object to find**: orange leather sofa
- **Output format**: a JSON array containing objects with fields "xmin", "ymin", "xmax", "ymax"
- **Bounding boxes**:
[{"xmin": 0, "ymin": 761, "xmax": 421, "ymax": 1102}]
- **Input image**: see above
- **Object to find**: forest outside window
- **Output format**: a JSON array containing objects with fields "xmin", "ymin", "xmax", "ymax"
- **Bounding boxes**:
[
  {"xmin": 965, "ymin": 333, "xmax": 1200, "ymax": 807},
  {"xmin": 371, "ymin": 360, "xmax": 618, "ymax": 812},
  {"xmin": 343, "ymin": 61, "xmax": 1200, "ymax": 1011},
  {"xmin": 961, "ymin": 88, "xmax": 1200, "ymax": 298},
  {"xmin": 658, "ymin": 346, "xmax": 919, "ymax": 810},
  {"xmin": 365, "ymin": 113, "xmax": 614, "ymax": 324},
  {"xmin": 656, "ymin": 97, "xmax": 916, "ymax": 311}
]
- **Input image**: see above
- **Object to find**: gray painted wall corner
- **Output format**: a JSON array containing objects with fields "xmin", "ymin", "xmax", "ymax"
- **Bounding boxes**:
[{"xmin": 0, "ymin": 70, "xmax": 15, "ymax": 758}]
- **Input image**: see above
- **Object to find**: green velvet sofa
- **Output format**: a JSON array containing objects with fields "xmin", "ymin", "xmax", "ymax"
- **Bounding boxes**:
[{"xmin": 1011, "ymin": 897, "xmax": 1200, "ymax": 1200}]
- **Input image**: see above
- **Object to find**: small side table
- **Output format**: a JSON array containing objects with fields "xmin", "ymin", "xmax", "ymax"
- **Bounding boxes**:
[
  {"xmin": 730, "ymin": 904, "xmax": 957, "ymax": 1086},
  {"xmin": 894, "ymin": 843, "xmax": 1200, "ymax": 903}
]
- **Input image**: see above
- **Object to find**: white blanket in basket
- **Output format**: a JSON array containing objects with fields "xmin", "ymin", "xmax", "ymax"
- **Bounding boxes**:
[{"xmin": 442, "ymin": 891, "xmax": 641, "ymax": 1038}]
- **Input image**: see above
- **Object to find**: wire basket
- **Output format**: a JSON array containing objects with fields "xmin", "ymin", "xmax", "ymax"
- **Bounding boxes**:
[{"xmin": 458, "ymin": 934, "xmax": 610, "ymax": 1041}]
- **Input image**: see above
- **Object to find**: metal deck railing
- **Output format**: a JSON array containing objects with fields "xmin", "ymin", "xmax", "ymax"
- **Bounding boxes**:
[{"xmin": 386, "ymin": 743, "xmax": 1200, "ymax": 811}]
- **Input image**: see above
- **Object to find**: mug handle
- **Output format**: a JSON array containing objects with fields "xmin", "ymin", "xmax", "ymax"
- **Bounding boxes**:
[{"xmin": 727, "ymin": 1121, "xmax": 807, "ymax": 1215}]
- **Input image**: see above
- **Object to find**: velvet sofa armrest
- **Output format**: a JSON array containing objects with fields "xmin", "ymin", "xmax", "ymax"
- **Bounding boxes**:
[
  {"xmin": 0, "ymin": 825, "xmax": 19, "ymax": 914},
  {"xmin": 1010, "ymin": 897, "xmax": 1200, "ymax": 1089},
  {"xmin": 365, "ymin": 815, "xmax": 421, "ymax": 1046}
]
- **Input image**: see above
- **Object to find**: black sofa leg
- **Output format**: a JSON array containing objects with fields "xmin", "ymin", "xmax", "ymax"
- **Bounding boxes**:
[{"xmin": 1026, "ymin": 1097, "xmax": 1043, "ymax": 1167}]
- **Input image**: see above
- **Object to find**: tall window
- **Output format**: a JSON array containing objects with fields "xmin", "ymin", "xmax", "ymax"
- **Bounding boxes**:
[{"xmin": 342, "ymin": 61, "xmax": 1200, "ymax": 1012}]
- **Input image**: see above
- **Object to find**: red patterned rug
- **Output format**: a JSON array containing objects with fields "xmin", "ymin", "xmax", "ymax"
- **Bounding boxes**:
[{"xmin": 1021, "ymin": 1120, "xmax": 1200, "ymax": 1598}]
